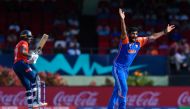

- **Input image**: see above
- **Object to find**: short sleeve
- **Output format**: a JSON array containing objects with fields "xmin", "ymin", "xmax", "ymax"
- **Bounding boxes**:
[
  {"xmin": 122, "ymin": 35, "xmax": 129, "ymax": 44},
  {"xmin": 136, "ymin": 37, "xmax": 148, "ymax": 47}
]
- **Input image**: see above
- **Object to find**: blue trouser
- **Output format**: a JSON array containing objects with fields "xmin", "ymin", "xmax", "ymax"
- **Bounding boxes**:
[
  {"xmin": 13, "ymin": 60, "xmax": 37, "ymax": 90},
  {"xmin": 13, "ymin": 60, "xmax": 37, "ymax": 106},
  {"xmin": 108, "ymin": 63, "xmax": 128, "ymax": 109}
]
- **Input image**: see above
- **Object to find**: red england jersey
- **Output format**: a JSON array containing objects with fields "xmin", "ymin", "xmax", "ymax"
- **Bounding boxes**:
[{"xmin": 14, "ymin": 40, "xmax": 29, "ymax": 63}]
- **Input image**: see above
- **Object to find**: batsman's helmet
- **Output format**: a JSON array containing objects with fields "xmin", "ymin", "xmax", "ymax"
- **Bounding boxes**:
[{"xmin": 20, "ymin": 30, "xmax": 33, "ymax": 39}]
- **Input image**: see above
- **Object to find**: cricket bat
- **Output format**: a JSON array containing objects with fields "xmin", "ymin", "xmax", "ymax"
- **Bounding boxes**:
[{"xmin": 35, "ymin": 34, "xmax": 49, "ymax": 54}]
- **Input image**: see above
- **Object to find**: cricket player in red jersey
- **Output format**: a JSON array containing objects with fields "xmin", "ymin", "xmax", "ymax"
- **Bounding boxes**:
[{"xmin": 13, "ymin": 30, "xmax": 47, "ymax": 108}]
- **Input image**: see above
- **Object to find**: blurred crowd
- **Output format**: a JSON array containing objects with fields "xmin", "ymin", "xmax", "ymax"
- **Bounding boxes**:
[
  {"xmin": 0, "ymin": 0, "xmax": 81, "ymax": 55},
  {"xmin": 96, "ymin": 0, "xmax": 190, "ymax": 55},
  {"xmin": 95, "ymin": 0, "xmax": 190, "ymax": 74},
  {"xmin": 0, "ymin": 0, "xmax": 190, "ymax": 75}
]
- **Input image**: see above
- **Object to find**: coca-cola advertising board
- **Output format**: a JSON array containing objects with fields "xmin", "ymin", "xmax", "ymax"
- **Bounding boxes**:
[{"xmin": 0, "ymin": 87, "xmax": 190, "ymax": 107}]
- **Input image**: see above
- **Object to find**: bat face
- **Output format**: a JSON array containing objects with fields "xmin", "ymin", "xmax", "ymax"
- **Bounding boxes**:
[{"xmin": 36, "ymin": 34, "xmax": 49, "ymax": 53}]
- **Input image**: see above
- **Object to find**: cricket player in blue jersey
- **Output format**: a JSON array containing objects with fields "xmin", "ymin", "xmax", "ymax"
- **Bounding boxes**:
[{"xmin": 107, "ymin": 8, "xmax": 175, "ymax": 109}]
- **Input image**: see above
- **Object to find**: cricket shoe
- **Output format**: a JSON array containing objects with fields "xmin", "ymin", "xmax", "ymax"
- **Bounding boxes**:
[{"xmin": 32, "ymin": 102, "xmax": 48, "ymax": 108}]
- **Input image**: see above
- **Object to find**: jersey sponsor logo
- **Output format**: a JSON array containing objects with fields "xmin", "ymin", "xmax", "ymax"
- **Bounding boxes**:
[{"xmin": 128, "ymin": 49, "xmax": 136, "ymax": 53}]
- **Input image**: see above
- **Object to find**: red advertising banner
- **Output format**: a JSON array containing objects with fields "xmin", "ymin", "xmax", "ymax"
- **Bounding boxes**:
[{"xmin": 0, "ymin": 87, "xmax": 190, "ymax": 107}]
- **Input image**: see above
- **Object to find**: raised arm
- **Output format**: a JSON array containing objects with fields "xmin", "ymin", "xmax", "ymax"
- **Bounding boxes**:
[
  {"xmin": 119, "ymin": 8, "xmax": 127, "ymax": 40},
  {"xmin": 149, "ymin": 24, "xmax": 175, "ymax": 40}
]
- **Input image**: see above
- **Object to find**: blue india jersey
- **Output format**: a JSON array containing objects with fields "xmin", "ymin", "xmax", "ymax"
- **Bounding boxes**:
[{"xmin": 114, "ymin": 36, "xmax": 148, "ymax": 67}]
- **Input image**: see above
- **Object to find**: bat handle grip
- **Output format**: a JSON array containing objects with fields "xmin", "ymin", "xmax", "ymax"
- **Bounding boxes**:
[{"xmin": 35, "ymin": 47, "xmax": 42, "ymax": 54}]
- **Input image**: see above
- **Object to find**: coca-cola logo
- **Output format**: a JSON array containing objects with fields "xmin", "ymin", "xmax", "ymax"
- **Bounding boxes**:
[
  {"xmin": 127, "ymin": 91, "xmax": 160, "ymax": 106},
  {"xmin": 178, "ymin": 91, "xmax": 190, "ymax": 106},
  {"xmin": 0, "ymin": 91, "xmax": 27, "ymax": 106},
  {"xmin": 53, "ymin": 91, "xmax": 98, "ymax": 106}
]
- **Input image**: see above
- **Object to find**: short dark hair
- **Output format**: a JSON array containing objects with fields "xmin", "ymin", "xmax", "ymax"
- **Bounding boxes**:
[{"xmin": 128, "ymin": 26, "xmax": 139, "ymax": 33}]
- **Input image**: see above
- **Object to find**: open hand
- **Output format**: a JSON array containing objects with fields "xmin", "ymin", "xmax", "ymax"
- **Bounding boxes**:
[
  {"xmin": 28, "ymin": 52, "xmax": 39, "ymax": 64},
  {"xmin": 166, "ymin": 24, "xmax": 175, "ymax": 33},
  {"xmin": 119, "ymin": 8, "xmax": 125, "ymax": 19}
]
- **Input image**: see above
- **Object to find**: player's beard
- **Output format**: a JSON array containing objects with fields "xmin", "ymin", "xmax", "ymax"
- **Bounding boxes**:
[{"xmin": 129, "ymin": 37, "xmax": 136, "ymax": 42}]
